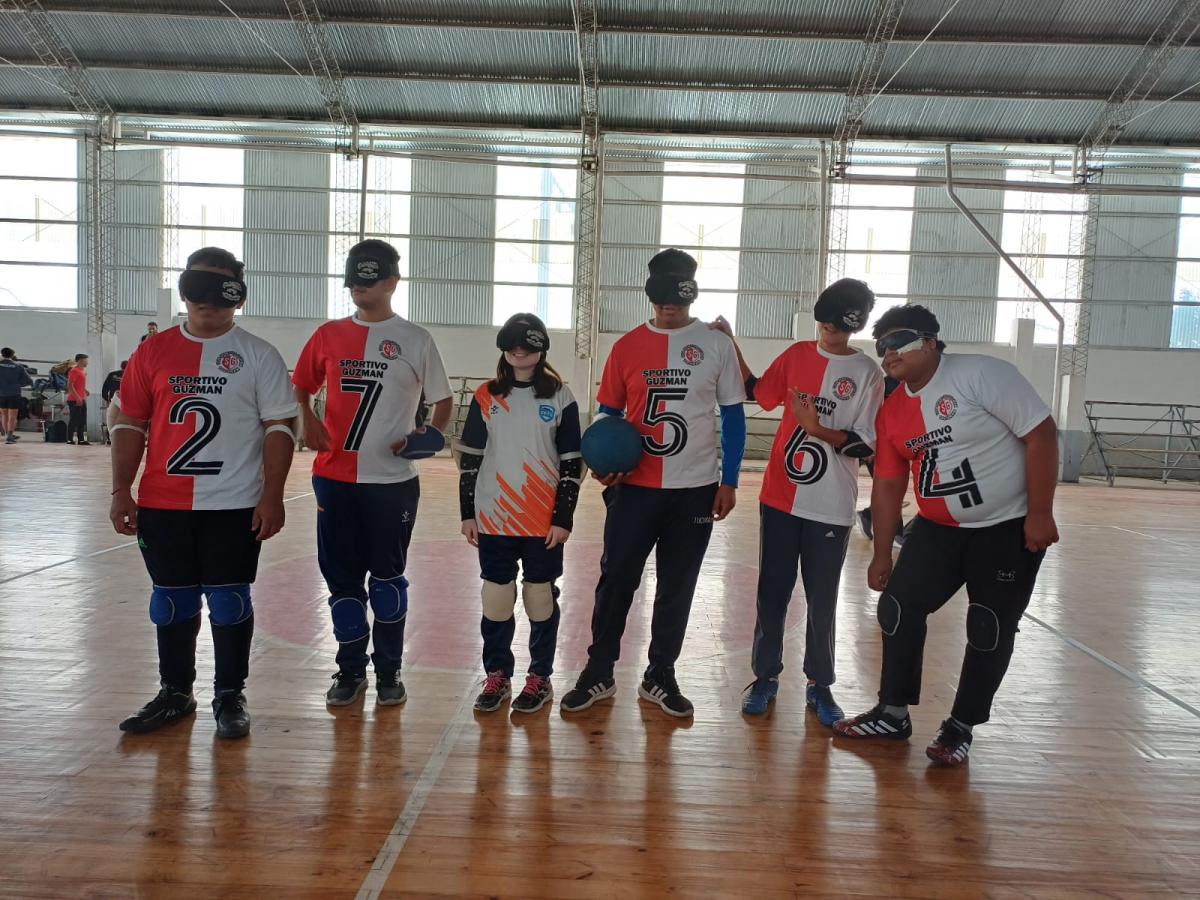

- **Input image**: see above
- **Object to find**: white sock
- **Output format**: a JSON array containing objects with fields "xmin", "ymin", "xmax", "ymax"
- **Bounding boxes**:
[
  {"xmin": 950, "ymin": 716, "xmax": 974, "ymax": 734},
  {"xmin": 883, "ymin": 704, "xmax": 909, "ymax": 719}
]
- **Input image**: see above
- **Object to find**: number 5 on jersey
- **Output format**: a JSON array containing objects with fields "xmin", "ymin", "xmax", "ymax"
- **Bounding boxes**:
[
  {"xmin": 341, "ymin": 377, "xmax": 383, "ymax": 452},
  {"xmin": 642, "ymin": 387, "xmax": 688, "ymax": 457}
]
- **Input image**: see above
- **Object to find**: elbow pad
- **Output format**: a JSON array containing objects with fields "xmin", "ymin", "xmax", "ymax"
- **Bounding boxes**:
[
  {"xmin": 551, "ymin": 456, "xmax": 584, "ymax": 530},
  {"xmin": 838, "ymin": 431, "xmax": 874, "ymax": 459}
]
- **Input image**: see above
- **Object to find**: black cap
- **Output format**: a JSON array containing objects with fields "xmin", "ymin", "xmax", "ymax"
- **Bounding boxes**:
[
  {"xmin": 496, "ymin": 313, "xmax": 550, "ymax": 353},
  {"xmin": 645, "ymin": 248, "xmax": 699, "ymax": 305},
  {"xmin": 813, "ymin": 278, "xmax": 875, "ymax": 333}
]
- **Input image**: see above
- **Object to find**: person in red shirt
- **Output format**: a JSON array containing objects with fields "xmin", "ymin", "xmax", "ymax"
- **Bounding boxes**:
[
  {"xmin": 109, "ymin": 246, "xmax": 298, "ymax": 739},
  {"xmin": 66, "ymin": 353, "xmax": 90, "ymax": 445},
  {"xmin": 833, "ymin": 305, "xmax": 1060, "ymax": 766}
]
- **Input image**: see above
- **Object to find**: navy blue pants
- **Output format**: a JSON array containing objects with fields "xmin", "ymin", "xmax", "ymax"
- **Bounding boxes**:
[
  {"xmin": 478, "ymin": 534, "xmax": 563, "ymax": 678},
  {"xmin": 587, "ymin": 482, "xmax": 717, "ymax": 680},
  {"xmin": 313, "ymin": 475, "xmax": 419, "ymax": 677},
  {"xmin": 751, "ymin": 504, "xmax": 850, "ymax": 687}
]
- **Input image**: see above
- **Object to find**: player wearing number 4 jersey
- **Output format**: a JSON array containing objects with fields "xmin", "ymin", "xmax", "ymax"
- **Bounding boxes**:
[
  {"xmin": 110, "ymin": 247, "xmax": 299, "ymax": 739},
  {"xmin": 715, "ymin": 279, "xmax": 884, "ymax": 725},
  {"xmin": 561, "ymin": 249, "xmax": 747, "ymax": 718},
  {"xmin": 834, "ymin": 305, "xmax": 1060, "ymax": 767},
  {"xmin": 293, "ymin": 240, "xmax": 453, "ymax": 708}
]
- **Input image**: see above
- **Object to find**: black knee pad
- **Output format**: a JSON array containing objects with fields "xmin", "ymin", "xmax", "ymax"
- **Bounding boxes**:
[
  {"xmin": 966, "ymin": 603, "xmax": 1001, "ymax": 652},
  {"xmin": 877, "ymin": 593, "xmax": 902, "ymax": 637}
]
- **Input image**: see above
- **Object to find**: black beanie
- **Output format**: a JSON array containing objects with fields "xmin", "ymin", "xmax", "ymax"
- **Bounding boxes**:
[
  {"xmin": 813, "ymin": 278, "xmax": 875, "ymax": 333},
  {"xmin": 645, "ymin": 248, "xmax": 699, "ymax": 305}
]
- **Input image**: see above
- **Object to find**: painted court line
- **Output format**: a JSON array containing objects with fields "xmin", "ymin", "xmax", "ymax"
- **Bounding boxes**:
[
  {"xmin": 356, "ymin": 692, "xmax": 473, "ymax": 900},
  {"xmin": 0, "ymin": 492, "xmax": 314, "ymax": 587},
  {"xmin": 1023, "ymin": 612, "xmax": 1200, "ymax": 721}
]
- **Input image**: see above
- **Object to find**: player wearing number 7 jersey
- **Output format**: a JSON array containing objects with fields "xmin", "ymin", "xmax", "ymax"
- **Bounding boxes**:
[
  {"xmin": 716, "ymin": 279, "xmax": 885, "ymax": 725},
  {"xmin": 834, "ymin": 305, "xmax": 1060, "ymax": 767},
  {"xmin": 560, "ymin": 249, "xmax": 747, "ymax": 718},
  {"xmin": 110, "ymin": 247, "xmax": 300, "ymax": 739},
  {"xmin": 293, "ymin": 240, "xmax": 453, "ymax": 708}
]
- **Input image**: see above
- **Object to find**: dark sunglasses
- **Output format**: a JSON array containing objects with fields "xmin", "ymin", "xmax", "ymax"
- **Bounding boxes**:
[{"xmin": 875, "ymin": 329, "xmax": 934, "ymax": 358}]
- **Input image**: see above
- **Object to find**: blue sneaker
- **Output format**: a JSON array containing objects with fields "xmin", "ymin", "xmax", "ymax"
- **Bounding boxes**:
[
  {"xmin": 806, "ymin": 684, "xmax": 844, "ymax": 727},
  {"xmin": 741, "ymin": 679, "xmax": 778, "ymax": 715}
]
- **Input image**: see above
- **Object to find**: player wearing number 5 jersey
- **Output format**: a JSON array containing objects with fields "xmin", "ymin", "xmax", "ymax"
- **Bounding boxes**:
[
  {"xmin": 715, "ymin": 279, "xmax": 885, "ymax": 724},
  {"xmin": 834, "ymin": 305, "xmax": 1060, "ymax": 767},
  {"xmin": 293, "ymin": 240, "xmax": 453, "ymax": 708},
  {"xmin": 560, "ymin": 249, "xmax": 747, "ymax": 718},
  {"xmin": 110, "ymin": 247, "xmax": 299, "ymax": 739}
]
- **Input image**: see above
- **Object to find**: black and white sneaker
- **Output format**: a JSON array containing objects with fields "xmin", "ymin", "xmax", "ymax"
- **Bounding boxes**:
[
  {"xmin": 213, "ymin": 691, "xmax": 251, "ymax": 739},
  {"xmin": 926, "ymin": 719, "xmax": 973, "ymax": 766},
  {"xmin": 325, "ymin": 670, "xmax": 367, "ymax": 706},
  {"xmin": 511, "ymin": 674, "xmax": 552, "ymax": 714},
  {"xmin": 857, "ymin": 508, "xmax": 873, "ymax": 540},
  {"xmin": 118, "ymin": 686, "xmax": 197, "ymax": 734},
  {"xmin": 638, "ymin": 669, "xmax": 694, "ymax": 718},
  {"xmin": 376, "ymin": 670, "xmax": 407, "ymax": 706},
  {"xmin": 560, "ymin": 669, "xmax": 617, "ymax": 713},
  {"xmin": 474, "ymin": 671, "xmax": 511, "ymax": 712},
  {"xmin": 832, "ymin": 703, "xmax": 912, "ymax": 740}
]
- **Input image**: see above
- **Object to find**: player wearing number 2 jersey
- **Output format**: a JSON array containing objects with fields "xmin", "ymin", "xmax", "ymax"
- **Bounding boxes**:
[
  {"xmin": 110, "ymin": 247, "xmax": 299, "ymax": 739},
  {"xmin": 293, "ymin": 240, "xmax": 453, "ymax": 708},
  {"xmin": 716, "ymin": 279, "xmax": 884, "ymax": 725},
  {"xmin": 834, "ymin": 305, "xmax": 1060, "ymax": 767},
  {"xmin": 560, "ymin": 249, "xmax": 747, "ymax": 718}
]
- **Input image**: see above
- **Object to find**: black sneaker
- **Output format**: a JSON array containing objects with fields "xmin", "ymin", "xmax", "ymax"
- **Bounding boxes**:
[
  {"xmin": 638, "ymin": 669, "xmax": 694, "ymax": 718},
  {"xmin": 474, "ymin": 671, "xmax": 511, "ymax": 712},
  {"xmin": 326, "ymin": 670, "xmax": 367, "ymax": 706},
  {"xmin": 832, "ymin": 703, "xmax": 912, "ymax": 740},
  {"xmin": 926, "ymin": 718, "xmax": 973, "ymax": 766},
  {"xmin": 213, "ymin": 692, "xmax": 251, "ymax": 739},
  {"xmin": 376, "ymin": 670, "xmax": 407, "ymax": 706},
  {"xmin": 560, "ymin": 669, "xmax": 617, "ymax": 713},
  {"xmin": 857, "ymin": 508, "xmax": 873, "ymax": 540},
  {"xmin": 511, "ymin": 674, "xmax": 552, "ymax": 714},
  {"xmin": 118, "ymin": 686, "xmax": 197, "ymax": 734}
]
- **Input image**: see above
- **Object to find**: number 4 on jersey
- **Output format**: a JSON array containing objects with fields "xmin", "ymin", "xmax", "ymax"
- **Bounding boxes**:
[{"xmin": 918, "ymin": 447, "xmax": 983, "ymax": 509}]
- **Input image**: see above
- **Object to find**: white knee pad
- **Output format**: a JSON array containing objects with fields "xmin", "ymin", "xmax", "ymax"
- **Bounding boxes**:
[
  {"xmin": 481, "ymin": 580, "xmax": 517, "ymax": 622},
  {"xmin": 522, "ymin": 581, "xmax": 556, "ymax": 622}
]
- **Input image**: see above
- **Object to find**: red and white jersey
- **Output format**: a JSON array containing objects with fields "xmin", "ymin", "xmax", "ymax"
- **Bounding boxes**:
[
  {"xmin": 120, "ymin": 325, "xmax": 299, "ymax": 511},
  {"xmin": 597, "ymin": 319, "xmax": 745, "ymax": 489},
  {"xmin": 756, "ymin": 342, "xmax": 884, "ymax": 527},
  {"xmin": 875, "ymin": 354, "xmax": 1051, "ymax": 528},
  {"xmin": 293, "ymin": 315, "xmax": 452, "ymax": 484}
]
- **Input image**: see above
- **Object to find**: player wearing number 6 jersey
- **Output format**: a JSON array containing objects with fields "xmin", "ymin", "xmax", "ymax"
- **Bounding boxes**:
[
  {"xmin": 715, "ymin": 279, "xmax": 885, "ymax": 724},
  {"xmin": 110, "ymin": 247, "xmax": 299, "ymax": 739},
  {"xmin": 293, "ymin": 240, "xmax": 453, "ymax": 708},
  {"xmin": 560, "ymin": 249, "xmax": 747, "ymax": 718},
  {"xmin": 834, "ymin": 305, "xmax": 1060, "ymax": 766}
]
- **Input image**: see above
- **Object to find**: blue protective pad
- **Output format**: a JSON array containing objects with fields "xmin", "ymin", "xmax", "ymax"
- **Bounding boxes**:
[
  {"xmin": 368, "ymin": 575, "xmax": 409, "ymax": 624},
  {"xmin": 329, "ymin": 595, "xmax": 369, "ymax": 642},
  {"xmin": 149, "ymin": 585, "xmax": 203, "ymax": 626},
  {"xmin": 399, "ymin": 427, "xmax": 445, "ymax": 460},
  {"xmin": 719, "ymin": 403, "xmax": 746, "ymax": 488},
  {"xmin": 205, "ymin": 584, "xmax": 253, "ymax": 626}
]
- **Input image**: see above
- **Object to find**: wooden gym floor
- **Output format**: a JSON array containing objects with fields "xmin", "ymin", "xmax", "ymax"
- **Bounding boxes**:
[{"xmin": 1, "ymin": 444, "xmax": 1199, "ymax": 898}]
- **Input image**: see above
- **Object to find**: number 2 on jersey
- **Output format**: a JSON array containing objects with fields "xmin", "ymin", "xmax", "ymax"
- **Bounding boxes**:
[
  {"xmin": 166, "ymin": 397, "xmax": 223, "ymax": 476},
  {"xmin": 341, "ymin": 377, "xmax": 383, "ymax": 452},
  {"xmin": 641, "ymin": 387, "xmax": 688, "ymax": 457}
]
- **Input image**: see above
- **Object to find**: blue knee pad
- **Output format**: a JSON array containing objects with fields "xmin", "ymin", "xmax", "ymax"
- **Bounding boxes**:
[
  {"xmin": 329, "ymin": 595, "xmax": 369, "ymax": 642},
  {"xmin": 368, "ymin": 575, "xmax": 409, "ymax": 624},
  {"xmin": 149, "ymin": 585, "xmax": 202, "ymax": 626},
  {"xmin": 205, "ymin": 584, "xmax": 253, "ymax": 626}
]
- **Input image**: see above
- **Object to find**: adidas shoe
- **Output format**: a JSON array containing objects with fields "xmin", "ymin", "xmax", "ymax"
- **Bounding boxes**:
[
  {"xmin": 638, "ymin": 668, "xmax": 693, "ymax": 718},
  {"xmin": 560, "ymin": 669, "xmax": 617, "ymax": 713},
  {"xmin": 805, "ymin": 684, "xmax": 844, "ymax": 727},
  {"xmin": 511, "ymin": 674, "xmax": 553, "ymax": 714},
  {"xmin": 118, "ymin": 686, "xmax": 197, "ymax": 734},
  {"xmin": 213, "ymin": 691, "xmax": 251, "ymax": 739},
  {"xmin": 325, "ymin": 670, "xmax": 367, "ymax": 706},
  {"xmin": 741, "ymin": 679, "xmax": 778, "ymax": 716},
  {"xmin": 926, "ymin": 718, "xmax": 973, "ymax": 766},
  {"xmin": 376, "ymin": 670, "xmax": 407, "ymax": 706},
  {"xmin": 474, "ymin": 671, "xmax": 511, "ymax": 712},
  {"xmin": 857, "ymin": 508, "xmax": 873, "ymax": 541},
  {"xmin": 832, "ymin": 703, "xmax": 912, "ymax": 740}
]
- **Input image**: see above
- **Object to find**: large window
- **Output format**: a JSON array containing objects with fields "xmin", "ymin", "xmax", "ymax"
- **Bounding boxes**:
[
  {"xmin": 0, "ymin": 135, "xmax": 79, "ymax": 309},
  {"xmin": 163, "ymin": 147, "xmax": 244, "ymax": 311},
  {"xmin": 328, "ymin": 155, "xmax": 413, "ymax": 319},
  {"xmin": 660, "ymin": 162, "xmax": 745, "ymax": 328},
  {"xmin": 831, "ymin": 166, "xmax": 916, "ymax": 332},
  {"xmin": 1171, "ymin": 173, "xmax": 1200, "ymax": 349},
  {"xmin": 994, "ymin": 169, "xmax": 1082, "ymax": 345},
  {"xmin": 492, "ymin": 160, "xmax": 576, "ymax": 329}
]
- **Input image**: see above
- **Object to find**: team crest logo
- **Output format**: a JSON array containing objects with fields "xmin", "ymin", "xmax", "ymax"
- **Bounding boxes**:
[
  {"xmin": 215, "ymin": 350, "xmax": 244, "ymax": 374},
  {"xmin": 220, "ymin": 281, "xmax": 243, "ymax": 304},
  {"xmin": 538, "ymin": 404, "xmax": 555, "ymax": 423},
  {"xmin": 378, "ymin": 339, "xmax": 401, "ymax": 360},
  {"xmin": 356, "ymin": 260, "xmax": 380, "ymax": 280},
  {"xmin": 935, "ymin": 394, "xmax": 958, "ymax": 421},
  {"xmin": 842, "ymin": 309, "xmax": 863, "ymax": 330},
  {"xmin": 676, "ymin": 280, "xmax": 698, "ymax": 301},
  {"xmin": 833, "ymin": 377, "xmax": 857, "ymax": 400},
  {"xmin": 525, "ymin": 330, "xmax": 547, "ymax": 350},
  {"xmin": 681, "ymin": 344, "xmax": 705, "ymax": 366}
]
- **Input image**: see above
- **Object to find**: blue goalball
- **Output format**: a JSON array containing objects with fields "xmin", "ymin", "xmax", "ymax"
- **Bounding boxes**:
[{"xmin": 581, "ymin": 416, "xmax": 644, "ymax": 477}]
